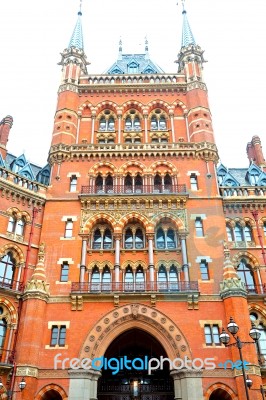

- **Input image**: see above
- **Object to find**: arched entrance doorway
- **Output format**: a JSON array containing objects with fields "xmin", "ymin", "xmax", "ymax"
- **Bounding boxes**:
[
  {"xmin": 209, "ymin": 389, "xmax": 232, "ymax": 400},
  {"xmin": 97, "ymin": 328, "xmax": 174, "ymax": 399},
  {"xmin": 41, "ymin": 390, "xmax": 63, "ymax": 400}
]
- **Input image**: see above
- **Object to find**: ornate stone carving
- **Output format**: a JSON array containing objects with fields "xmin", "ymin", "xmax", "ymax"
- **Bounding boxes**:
[{"xmin": 16, "ymin": 366, "xmax": 38, "ymax": 378}]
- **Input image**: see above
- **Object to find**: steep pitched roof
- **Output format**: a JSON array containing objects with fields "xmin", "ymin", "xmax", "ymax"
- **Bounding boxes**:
[
  {"xmin": 68, "ymin": 11, "xmax": 84, "ymax": 50},
  {"xmin": 107, "ymin": 53, "xmax": 164, "ymax": 75}
]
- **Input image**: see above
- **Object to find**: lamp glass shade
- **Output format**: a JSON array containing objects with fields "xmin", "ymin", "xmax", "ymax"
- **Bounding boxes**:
[
  {"xmin": 19, "ymin": 378, "xmax": 26, "ymax": 391},
  {"xmin": 246, "ymin": 375, "xmax": 253, "ymax": 389},
  {"xmin": 249, "ymin": 322, "xmax": 261, "ymax": 342},
  {"xmin": 227, "ymin": 317, "xmax": 239, "ymax": 335},
  {"xmin": 219, "ymin": 328, "xmax": 230, "ymax": 345}
]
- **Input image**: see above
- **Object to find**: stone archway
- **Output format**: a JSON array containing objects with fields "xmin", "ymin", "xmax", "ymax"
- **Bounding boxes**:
[
  {"xmin": 67, "ymin": 304, "xmax": 205, "ymax": 400},
  {"xmin": 80, "ymin": 303, "xmax": 191, "ymax": 361}
]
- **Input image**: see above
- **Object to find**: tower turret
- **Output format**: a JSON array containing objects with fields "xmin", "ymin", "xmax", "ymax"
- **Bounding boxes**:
[
  {"xmin": 58, "ymin": 8, "xmax": 89, "ymax": 84},
  {"xmin": 176, "ymin": 2, "xmax": 215, "ymax": 144},
  {"xmin": 50, "ymin": 5, "xmax": 89, "ymax": 150},
  {"xmin": 0, "ymin": 115, "xmax": 13, "ymax": 159}
]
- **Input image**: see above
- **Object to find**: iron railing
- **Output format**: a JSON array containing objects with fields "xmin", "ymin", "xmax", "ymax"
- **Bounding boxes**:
[
  {"xmin": 81, "ymin": 184, "xmax": 187, "ymax": 195},
  {"xmin": 245, "ymin": 284, "xmax": 266, "ymax": 294},
  {"xmin": 0, "ymin": 277, "xmax": 23, "ymax": 292},
  {"xmin": 71, "ymin": 281, "xmax": 198, "ymax": 294}
]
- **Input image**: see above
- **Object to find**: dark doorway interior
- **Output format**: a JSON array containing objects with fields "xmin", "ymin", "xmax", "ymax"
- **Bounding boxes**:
[
  {"xmin": 98, "ymin": 328, "xmax": 174, "ymax": 400},
  {"xmin": 42, "ymin": 390, "xmax": 63, "ymax": 400},
  {"xmin": 209, "ymin": 389, "xmax": 232, "ymax": 400}
]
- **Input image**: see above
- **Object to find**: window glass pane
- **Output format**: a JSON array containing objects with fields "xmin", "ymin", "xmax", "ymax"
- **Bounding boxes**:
[
  {"xmin": 195, "ymin": 218, "xmax": 204, "ymax": 237},
  {"xmin": 70, "ymin": 176, "xmax": 77, "ymax": 192},
  {"xmin": 200, "ymin": 261, "xmax": 209, "ymax": 280},
  {"xmin": 102, "ymin": 268, "xmax": 111, "ymax": 283},
  {"xmin": 136, "ymin": 268, "xmax": 144, "ymax": 283},
  {"xmin": 158, "ymin": 266, "xmax": 167, "ymax": 282},
  {"xmin": 59, "ymin": 326, "xmax": 66, "ymax": 346},
  {"xmin": 93, "ymin": 229, "xmax": 102, "ymax": 249},
  {"xmin": 15, "ymin": 219, "xmax": 25, "ymax": 235},
  {"xmin": 244, "ymin": 226, "xmax": 252, "ymax": 241},
  {"xmin": 212, "ymin": 325, "xmax": 220, "ymax": 344},
  {"xmin": 156, "ymin": 228, "xmax": 165, "ymax": 249},
  {"xmin": 125, "ymin": 268, "xmax": 134, "ymax": 283},
  {"xmin": 125, "ymin": 229, "xmax": 133, "ymax": 248},
  {"xmin": 135, "ymin": 229, "xmax": 144, "ymax": 249},
  {"xmin": 235, "ymin": 225, "xmax": 243, "ymax": 241},
  {"xmin": 190, "ymin": 174, "xmax": 198, "ymax": 190},
  {"xmin": 103, "ymin": 229, "xmax": 112, "ymax": 249},
  {"xmin": 51, "ymin": 326, "xmax": 59, "ymax": 346},
  {"xmin": 61, "ymin": 263, "xmax": 69, "ymax": 282},
  {"xmin": 226, "ymin": 226, "xmax": 233, "ymax": 242},
  {"xmin": 0, "ymin": 320, "xmax": 7, "ymax": 347},
  {"xmin": 204, "ymin": 325, "xmax": 212, "ymax": 345},
  {"xmin": 7, "ymin": 217, "xmax": 15, "ymax": 233},
  {"xmin": 237, "ymin": 261, "xmax": 254, "ymax": 287},
  {"xmin": 91, "ymin": 268, "xmax": 100, "ymax": 283},
  {"xmin": 65, "ymin": 220, "xmax": 73, "ymax": 238},
  {"xmin": 166, "ymin": 229, "xmax": 176, "ymax": 248}
]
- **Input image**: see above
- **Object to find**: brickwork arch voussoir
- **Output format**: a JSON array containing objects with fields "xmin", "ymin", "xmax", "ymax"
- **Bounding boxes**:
[{"xmin": 80, "ymin": 303, "xmax": 191, "ymax": 362}]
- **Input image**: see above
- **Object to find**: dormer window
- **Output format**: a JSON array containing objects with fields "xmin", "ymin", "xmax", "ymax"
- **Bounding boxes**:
[
  {"xmin": 128, "ymin": 62, "xmax": 139, "ymax": 74},
  {"xmin": 249, "ymin": 172, "xmax": 259, "ymax": 185}
]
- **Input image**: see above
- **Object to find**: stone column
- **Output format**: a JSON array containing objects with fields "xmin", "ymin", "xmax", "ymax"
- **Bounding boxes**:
[
  {"xmin": 169, "ymin": 111, "xmax": 175, "ymax": 142},
  {"xmin": 80, "ymin": 237, "xmax": 87, "ymax": 283},
  {"xmin": 178, "ymin": 370, "xmax": 204, "ymax": 400},
  {"xmin": 117, "ymin": 113, "xmax": 122, "ymax": 144},
  {"xmin": 180, "ymin": 236, "xmax": 189, "ymax": 282},
  {"xmin": 144, "ymin": 113, "xmax": 148, "ymax": 143},
  {"xmin": 91, "ymin": 114, "xmax": 96, "ymax": 144},
  {"xmin": 170, "ymin": 371, "xmax": 182, "ymax": 400},
  {"xmin": 68, "ymin": 369, "xmax": 101, "ymax": 400},
  {"xmin": 114, "ymin": 235, "xmax": 121, "ymax": 287},
  {"xmin": 147, "ymin": 235, "xmax": 155, "ymax": 288}
]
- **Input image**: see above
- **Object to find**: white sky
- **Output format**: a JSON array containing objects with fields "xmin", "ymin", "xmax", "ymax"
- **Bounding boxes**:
[{"xmin": 0, "ymin": 0, "xmax": 265, "ymax": 168}]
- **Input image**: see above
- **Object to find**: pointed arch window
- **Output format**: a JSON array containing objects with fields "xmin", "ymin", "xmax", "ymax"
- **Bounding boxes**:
[
  {"xmin": 135, "ymin": 266, "xmax": 145, "ymax": 291},
  {"xmin": 234, "ymin": 224, "xmax": 244, "ymax": 242},
  {"xmin": 125, "ymin": 228, "xmax": 133, "ymax": 249},
  {"xmin": 135, "ymin": 174, "xmax": 143, "ymax": 192},
  {"xmin": 93, "ymin": 228, "xmax": 113, "ymax": 250},
  {"xmin": 169, "ymin": 265, "xmax": 179, "ymax": 291},
  {"xmin": 158, "ymin": 265, "xmax": 167, "ymax": 292},
  {"xmin": 91, "ymin": 266, "xmax": 101, "ymax": 291},
  {"xmin": 257, "ymin": 324, "xmax": 266, "ymax": 357},
  {"xmin": 237, "ymin": 259, "xmax": 255, "ymax": 292},
  {"xmin": 156, "ymin": 228, "xmax": 165, "ymax": 249},
  {"xmin": 103, "ymin": 229, "xmax": 112, "ymax": 249},
  {"xmin": 102, "ymin": 266, "xmax": 111, "ymax": 291},
  {"xmin": 164, "ymin": 174, "xmax": 172, "ymax": 191},
  {"xmin": 154, "ymin": 174, "xmax": 162, "ymax": 192},
  {"xmin": 15, "ymin": 218, "xmax": 25, "ymax": 236},
  {"xmin": 159, "ymin": 115, "xmax": 167, "ymax": 130},
  {"xmin": 0, "ymin": 317, "xmax": 7, "ymax": 349},
  {"xmin": 0, "ymin": 252, "xmax": 15, "ymax": 287},
  {"xmin": 151, "ymin": 116, "xmax": 158, "ymax": 130},
  {"xmin": 99, "ymin": 116, "xmax": 107, "ymax": 131},
  {"xmin": 166, "ymin": 229, "xmax": 176, "ymax": 249},
  {"xmin": 7, "ymin": 216, "xmax": 16, "ymax": 233},
  {"xmin": 244, "ymin": 224, "xmax": 253, "ymax": 242},
  {"xmin": 226, "ymin": 225, "xmax": 234, "ymax": 242},
  {"xmin": 95, "ymin": 175, "xmax": 103, "ymax": 192},
  {"xmin": 125, "ymin": 175, "xmax": 133, "ymax": 192},
  {"xmin": 124, "ymin": 226, "xmax": 144, "ymax": 249},
  {"xmin": 105, "ymin": 175, "xmax": 113, "ymax": 193},
  {"xmin": 124, "ymin": 266, "xmax": 134, "ymax": 291},
  {"xmin": 108, "ymin": 117, "xmax": 115, "ymax": 131}
]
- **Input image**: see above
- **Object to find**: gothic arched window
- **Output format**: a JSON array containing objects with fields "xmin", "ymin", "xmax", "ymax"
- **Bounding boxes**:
[
  {"xmin": 169, "ymin": 265, "xmax": 179, "ymax": 291},
  {"xmin": 226, "ymin": 225, "xmax": 234, "ymax": 242},
  {"xmin": 102, "ymin": 266, "xmax": 111, "ymax": 291},
  {"xmin": 156, "ymin": 228, "xmax": 177, "ymax": 250},
  {"xmin": 234, "ymin": 223, "xmax": 244, "ymax": 242},
  {"xmin": 158, "ymin": 265, "xmax": 167, "ymax": 291},
  {"xmin": 91, "ymin": 266, "xmax": 100, "ymax": 291},
  {"xmin": 135, "ymin": 266, "xmax": 145, "ymax": 291},
  {"xmin": 124, "ymin": 266, "xmax": 134, "ymax": 291},
  {"xmin": 0, "ymin": 252, "xmax": 15, "ymax": 287},
  {"xmin": 237, "ymin": 259, "xmax": 255, "ymax": 292}
]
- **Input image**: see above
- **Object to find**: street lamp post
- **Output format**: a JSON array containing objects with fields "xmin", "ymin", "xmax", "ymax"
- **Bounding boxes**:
[
  {"xmin": 219, "ymin": 317, "xmax": 261, "ymax": 400},
  {"xmin": 246, "ymin": 375, "xmax": 266, "ymax": 399},
  {"xmin": 0, "ymin": 377, "xmax": 26, "ymax": 399}
]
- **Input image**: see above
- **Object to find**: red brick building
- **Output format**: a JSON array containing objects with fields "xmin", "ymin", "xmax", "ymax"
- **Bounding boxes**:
[{"xmin": 0, "ymin": 4, "xmax": 265, "ymax": 400}]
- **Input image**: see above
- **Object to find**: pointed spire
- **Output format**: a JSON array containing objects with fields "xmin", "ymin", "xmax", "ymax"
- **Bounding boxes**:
[
  {"xmin": 145, "ymin": 36, "xmax": 149, "ymax": 60},
  {"xmin": 68, "ymin": 2, "xmax": 84, "ymax": 50},
  {"xmin": 181, "ymin": 0, "xmax": 196, "ymax": 47},
  {"xmin": 118, "ymin": 37, "xmax": 123, "ymax": 60}
]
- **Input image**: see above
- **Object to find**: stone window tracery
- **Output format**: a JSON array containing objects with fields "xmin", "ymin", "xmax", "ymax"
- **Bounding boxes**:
[
  {"xmin": 123, "ymin": 223, "xmax": 145, "ymax": 250},
  {"xmin": 92, "ymin": 226, "xmax": 113, "ymax": 250},
  {"xmin": 0, "ymin": 252, "xmax": 16, "ymax": 288},
  {"xmin": 237, "ymin": 259, "xmax": 255, "ymax": 292},
  {"xmin": 150, "ymin": 109, "xmax": 167, "ymax": 131},
  {"xmin": 155, "ymin": 223, "xmax": 178, "ymax": 250}
]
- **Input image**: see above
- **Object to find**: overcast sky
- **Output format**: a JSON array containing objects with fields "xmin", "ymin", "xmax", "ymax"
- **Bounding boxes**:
[{"xmin": 0, "ymin": 0, "xmax": 265, "ymax": 168}]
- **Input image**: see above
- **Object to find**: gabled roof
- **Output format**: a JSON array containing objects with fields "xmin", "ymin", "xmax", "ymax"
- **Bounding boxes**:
[
  {"xmin": 221, "ymin": 171, "xmax": 240, "ymax": 187},
  {"xmin": 106, "ymin": 53, "xmax": 164, "ymax": 75},
  {"xmin": 19, "ymin": 163, "xmax": 36, "ymax": 180},
  {"xmin": 217, "ymin": 164, "xmax": 266, "ymax": 187}
]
